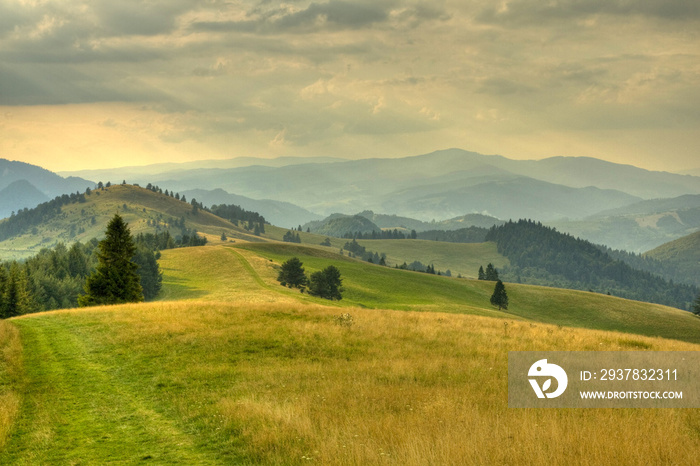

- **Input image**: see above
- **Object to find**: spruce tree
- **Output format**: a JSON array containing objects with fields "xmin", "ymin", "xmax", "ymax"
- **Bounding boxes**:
[
  {"xmin": 478, "ymin": 266, "xmax": 485, "ymax": 280},
  {"xmin": 490, "ymin": 280, "xmax": 509, "ymax": 310},
  {"xmin": 308, "ymin": 265, "xmax": 343, "ymax": 300},
  {"xmin": 485, "ymin": 263, "xmax": 499, "ymax": 281},
  {"xmin": 693, "ymin": 294, "xmax": 700, "ymax": 316},
  {"xmin": 278, "ymin": 257, "xmax": 308, "ymax": 289},
  {"xmin": 132, "ymin": 245, "xmax": 163, "ymax": 301},
  {"xmin": 78, "ymin": 214, "xmax": 144, "ymax": 306},
  {"xmin": 3, "ymin": 263, "xmax": 32, "ymax": 317}
]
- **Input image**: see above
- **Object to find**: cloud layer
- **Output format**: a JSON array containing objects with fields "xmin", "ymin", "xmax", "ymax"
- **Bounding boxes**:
[{"xmin": 0, "ymin": 0, "xmax": 698, "ymax": 171}]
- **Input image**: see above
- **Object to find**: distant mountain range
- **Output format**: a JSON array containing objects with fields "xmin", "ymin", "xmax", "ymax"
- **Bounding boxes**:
[
  {"xmin": 550, "ymin": 194, "xmax": 700, "ymax": 253},
  {"xmin": 6, "ymin": 150, "xmax": 700, "ymax": 254},
  {"xmin": 180, "ymin": 188, "xmax": 322, "ymax": 228},
  {"xmin": 0, "ymin": 158, "xmax": 94, "ymax": 219},
  {"xmin": 48, "ymin": 149, "xmax": 700, "ymax": 224}
]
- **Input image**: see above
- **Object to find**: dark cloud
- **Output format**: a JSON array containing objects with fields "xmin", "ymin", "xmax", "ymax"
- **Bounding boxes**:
[
  {"xmin": 93, "ymin": 0, "xmax": 193, "ymax": 37},
  {"xmin": 193, "ymin": 1, "xmax": 391, "ymax": 34},
  {"xmin": 477, "ymin": 0, "xmax": 700, "ymax": 26},
  {"xmin": 0, "ymin": 64, "xmax": 127, "ymax": 105}
]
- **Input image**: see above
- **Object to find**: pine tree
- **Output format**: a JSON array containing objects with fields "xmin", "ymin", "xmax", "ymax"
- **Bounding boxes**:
[
  {"xmin": 3, "ymin": 263, "xmax": 32, "ymax": 317},
  {"xmin": 277, "ymin": 257, "xmax": 307, "ymax": 289},
  {"xmin": 693, "ymin": 294, "xmax": 700, "ymax": 316},
  {"xmin": 0, "ymin": 265, "xmax": 8, "ymax": 317},
  {"xmin": 478, "ymin": 266, "xmax": 485, "ymax": 280},
  {"xmin": 308, "ymin": 265, "xmax": 343, "ymax": 300},
  {"xmin": 490, "ymin": 280, "xmax": 509, "ymax": 310},
  {"xmin": 485, "ymin": 263, "xmax": 499, "ymax": 281},
  {"xmin": 132, "ymin": 246, "xmax": 163, "ymax": 301},
  {"xmin": 78, "ymin": 214, "xmax": 144, "ymax": 306}
]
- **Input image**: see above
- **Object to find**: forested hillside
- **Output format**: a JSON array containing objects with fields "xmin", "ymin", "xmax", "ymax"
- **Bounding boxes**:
[{"xmin": 486, "ymin": 220, "xmax": 698, "ymax": 310}]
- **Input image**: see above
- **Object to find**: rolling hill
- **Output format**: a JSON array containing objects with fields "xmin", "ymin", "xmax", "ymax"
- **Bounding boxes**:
[
  {"xmin": 3, "ymin": 223, "xmax": 700, "ymax": 463},
  {"xmin": 0, "ymin": 184, "xmax": 262, "ymax": 260}
]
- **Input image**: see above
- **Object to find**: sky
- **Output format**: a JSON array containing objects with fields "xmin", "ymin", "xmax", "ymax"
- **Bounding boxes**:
[{"xmin": 0, "ymin": 0, "xmax": 699, "ymax": 173}]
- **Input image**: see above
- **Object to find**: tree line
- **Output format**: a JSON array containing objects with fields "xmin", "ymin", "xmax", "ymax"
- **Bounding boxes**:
[
  {"xmin": 338, "ymin": 226, "xmax": 489, "ymax": 243},
  {"xmin": 485, "ymin": 219, "xmax": 698, "ymax": 310}
]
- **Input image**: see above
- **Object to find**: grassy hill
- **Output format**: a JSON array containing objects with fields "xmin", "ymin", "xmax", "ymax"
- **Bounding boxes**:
[
  {"xmin": 2, "ymin": 242, "xmax": 700, "ymax": 463},
  {"xmin": 0, "ymin": 184, "xmax": 263, "ymax": 260}
]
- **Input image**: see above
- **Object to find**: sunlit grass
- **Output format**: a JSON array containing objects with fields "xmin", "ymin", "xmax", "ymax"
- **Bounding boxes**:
[
  {"xmin": 3, "ymin": 302, "xmax": 699, "ymax": 464},
  {"xmin": 2, "ymin": 242, "xmax": 700, "ymax": 463}
]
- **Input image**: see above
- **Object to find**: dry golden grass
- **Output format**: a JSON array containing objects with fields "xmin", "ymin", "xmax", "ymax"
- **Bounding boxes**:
[
  {"xmin": 11, "ymin": 300, "xmax": 696, "ymax": 464},
  {"xmin": 0, "ymin": 320, "xmax": 22, "ymax": 449}
]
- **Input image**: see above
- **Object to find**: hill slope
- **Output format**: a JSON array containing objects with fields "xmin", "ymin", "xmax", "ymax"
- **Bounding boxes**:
[
  {"xmin": 3, "ymin": 242, "xmax": 700, "ymax": 463},
  {"xmin": 645, "ymin": 230, "xmax": 700, "ymax": 287},
  {"xmin": 0, "ymin": 184, "xmax": 263, "ymax": 260},
  {"xmin": 157, "ymin": 243, "xmax": 700, "ymax": 343}
]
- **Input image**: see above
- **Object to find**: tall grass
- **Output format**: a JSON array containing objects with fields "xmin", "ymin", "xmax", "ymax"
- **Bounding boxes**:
[
  {"xmin": 0, "ymin": 320, "xmax": 22, "ymax": 449},
  {"xmin": 5, "ymin": 302, "xmax": 698, "ymax": 464}
]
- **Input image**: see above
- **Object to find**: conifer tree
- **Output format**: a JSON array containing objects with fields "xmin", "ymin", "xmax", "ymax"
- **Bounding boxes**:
[
  {"xmin": 490, "ymin": 280, "xmax": 509, "ymax": 310},
  {"xmin": 277, "ymin": 257, "xmax": 307, "ymax": 289},
  {"xmin": 308, "ymin": 265, "xmax": 343, "ymax": 300},
  {"xmin": 2, "ymin": 263, "xmax": 32, "ymax": 317},
  {"xmin": 78, "ymin": 214, "xmax": 144, "ymax": 306},
  {"xmin": 132, "ymin": 245, "xmax": 162, "ymax": 301},
  {"xmin": 693, "ymin": 294, "xmax": 700, "ymax": 316},
  {"xmin": 485, "ymin": 263, "xmax": 499, "ymax": 281},
  {"xmin": 478, "ymin": 266, "xmax": 485, "ymax": 280}
]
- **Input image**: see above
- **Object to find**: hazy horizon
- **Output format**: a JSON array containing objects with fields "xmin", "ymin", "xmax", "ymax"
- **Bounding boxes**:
[{"xmin": 1, "ymin": 1, "xmax": 699, "ymax": 173}]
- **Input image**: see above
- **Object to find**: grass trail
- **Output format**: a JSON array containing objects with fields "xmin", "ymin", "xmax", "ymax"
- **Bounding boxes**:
[{"xmin": 1, "ymin": 314, "xmax": 221, "ymax": 465}]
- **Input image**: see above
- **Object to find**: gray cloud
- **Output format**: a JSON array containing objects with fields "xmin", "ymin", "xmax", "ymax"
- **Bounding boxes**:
[
  {"xmin": 193, "ymin": 1, "xmax": 391, "ymax": 34},
  {"xmin": 1, "ymin": 0, "xmax": 699, "ymax": 171},
  {"xmin": 92, "ymin": 1, "xmax": 192, "ymax": 37},
  {"xmin": 477, "ymin": 0, "xmax": 700, "ymax": 25}
]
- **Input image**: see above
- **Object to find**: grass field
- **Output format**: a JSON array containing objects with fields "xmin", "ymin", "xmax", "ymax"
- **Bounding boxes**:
[
  {"xmin": 263, "ymin": 226, "xmax": 508, "ymax": 279},
  {"xmin": 1, "ymin": 242, "xmax": 700, "ymax": 464}
]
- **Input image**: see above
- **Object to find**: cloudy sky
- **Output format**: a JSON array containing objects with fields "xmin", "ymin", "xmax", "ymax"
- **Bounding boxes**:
[{"xmin": 1, "ymin": 0, "xmax": 699, "ymax": 172}]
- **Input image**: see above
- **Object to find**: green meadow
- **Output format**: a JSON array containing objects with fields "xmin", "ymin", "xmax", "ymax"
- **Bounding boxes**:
[{"xmin": 1, "ymin": 242, "xmax": 700, "ymax": 464}]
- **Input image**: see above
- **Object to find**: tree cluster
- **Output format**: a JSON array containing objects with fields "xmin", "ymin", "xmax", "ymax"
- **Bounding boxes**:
[
  {"xmin": 478, "ymin": 263, "xmax": 499, "ymax": 281},
  {"xmin": 341, "ymin": 239, "xmax": 387, "ymax": 265},
  {"xmin": 283, "ymin": 230, "xmax": 302, "ymax": 243},
  {"xmin": 211, "ymin": 204, "xmax": 267, "ymax": 227},
  {"xmin": 485, "ymin": 219, "xmax": 698, "ymax": 310},
  {"xmin": 417, "ymin": 227, "xmax": 488, "ymax": 243},
  {"xmin": 342, "ymin": 229, "xmax": 407, "ymax": 240},
  {"xmin": 277, "ymin": 257, "xmax": 343, "ymax": 300}
]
